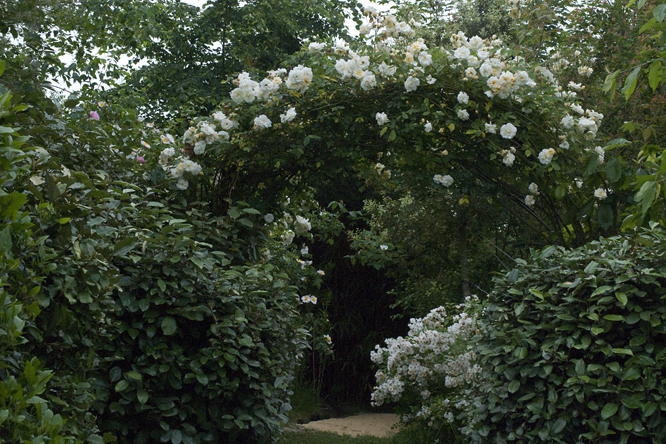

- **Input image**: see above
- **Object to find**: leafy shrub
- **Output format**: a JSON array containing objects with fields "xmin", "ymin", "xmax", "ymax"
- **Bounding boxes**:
[
  {"xmin": 14, "ymin": 97, "xmax": 309, "ymax": 443},
  {"xmin": 98, "ymin": 231, "xmax": 308, "ymax": 444},
  {"xmin": 0, "ymin": 80, "xmax": 80, "ymax": 443},
  {"xmin": 465, "ymin": 227, "xmax": 666, "ymax": 443}
]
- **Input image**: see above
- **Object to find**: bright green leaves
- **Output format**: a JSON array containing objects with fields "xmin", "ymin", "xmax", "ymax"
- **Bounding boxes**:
[
  {"xmin": 622, "ymin": 67, "xmax": 641, "ymax": 101},
  {"xmin": 653, "ymin": 3, "xmax": 666, "ymax": 22},
  {"xmin": 648, "ymin": 61, "xmax": 663, "ymax": 91}
]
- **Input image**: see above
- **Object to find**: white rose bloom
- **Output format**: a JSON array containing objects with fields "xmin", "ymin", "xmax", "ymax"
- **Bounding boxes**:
[
  {"xmin": 219, "ymin": 118, "xmax": 235, "ymax": 130},
  {"xmin": 170, "ymin": 163, "xmax": 185, "ymax": 178},
  {"xmin": 280, "ymin": 107, "xmax": 297, "ymax": 123},
  {"xmin": 578, "ymin": 66, "xmax": 593, "ymax": 76},
  {"xmin": 467, "ymin": 35, "xmax": 484, "ymax": 50},
  {"xmin": 502, "ymin": 151, "xmax": 515, "ymax": 166},
  {"xmin": 376, "ymin": 112, "xmax": 389, "ymax": 126},
  {"xmin": 424, "ymin": 122, "xmax": 433, "ymax": 132},
  {"xmin": 229, "ymin": 89, "xmax": 244, "ymax": 104},
  {"xmin": 499, "ymin": 123, "xmax": 517, "ymax": 139},
  {"xmin": 525, "ymin": 195, "xmax": 535, "ymax": 206},
  {"xmin": 176, "ymin": 179, "xmax": 189, "ymax": 190},
  {"xmin": 335, "ymin": 59, "xmax": 353, "ymax": 79},
  {"xmin": 308, "ymin": 42, "xmax": 326, "ymax": 52},
  {"xmin": 161, "ymin": 134, "xmax": 175, "ymax": 144},
  {"xmin": 218, "ymin": 131, "xmax": 229, "ymax": 140},
  {"xmin": 418, "ymin": 52, "xmax": 432, "ymax": 66},
  {"xmin": 481, "ymin": 62, "xmax": 496, "ymax": 77},
  {"xmin": 426, "ymin": 75, "xmax": 436, "ymax": 84},
  {"xmin": 454, "ymin": 46, "xmax": 471, "ymax": 59},
  {"xmin": 194, "ymin": 140, "xmax": 207, "ymax": 155},
  {"xmin": 182, "ymin": 160, "xmax": 202, "ymax": 174},
  {"xmin": 559, "ymin": 140, "xmax": 569, "ymax": 150},
  {"xmin": 254, "ymin": 114, "xmax": 272, "ymax": 129},
  {"xmin": 355, "ymin": 55, "xmax": 371, "ymax": 70},
  {"xmin": 465, "ymin": 67, "xmax": 477, "ymax": 78},
  {"xmin": 378, "ymin": 62, "xmax": 395, "ymax": 77},
  {"xmin": 528, "ymin": 183, "xmax": 539, "ymax": 194},
  {"xmin": 264, "ymin": 213, "xmax": 274, "ymax": 223},
  {"xmin": 457, "ymin": 91, "xmax": 469, "ymax": 104},
  {"xmin": 404, "ymin": 76, "xmax": 420, "ymax": 92},
  {"xmin": 282, "ymin": 230, "xmax": 295, "ymax": 246},
  {"xmin": 485, "ymin": 123, "xmax": 497, "ymax": 134},
  {"xmin": 538, "ymin": 148, "xmax": 555, "ymax": 165},
  {"xmin": 561, "ymin": 114, "xmax": 575, "ymax": 129},
  {"xmin": 457, "ymin": 109, "xmax": 470, "ymax": 121},
  {"xmin": 433, "ymin": 174, "xmax": 454, "ymax": 186},
  {"xmin": 359, "ymin": 23, "xmax": 372, "ymax": 35},
  {"xmin": 594, "ymin": 188, "xmax": 607, "ymax": 200},
  {"xmin": 212, "ymin": 111, "xmax": 227, "ymax": 122},
  {"xmin": 294, "ymin": 215, "xmax": 312, "ymax": 234},
  {"xmin": 361, "ymin": 73, "xmax": 377, "ymax": 91},
  {"xmin": 162, "ymin": 147, "xmax": 176, "ymax": 158}
]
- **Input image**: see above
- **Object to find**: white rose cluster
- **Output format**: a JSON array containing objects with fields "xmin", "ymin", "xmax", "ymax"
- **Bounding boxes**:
[{"xmin": 370, "ymin": 300, "xmax": 483, "ymax": 426}]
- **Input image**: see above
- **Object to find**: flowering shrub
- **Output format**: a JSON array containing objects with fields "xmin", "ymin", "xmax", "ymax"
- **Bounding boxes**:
[
  {"xmin": 370, "ymin": 297, "xmax": 484, "ymax": 436},
  {"xmin": 153, "ymin": 3, "xmax": 617, "ymax": 247}
]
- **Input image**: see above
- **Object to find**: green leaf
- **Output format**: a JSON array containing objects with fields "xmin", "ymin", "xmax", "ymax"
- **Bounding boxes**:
[
  {"xmin": 604, "ymin": 314, "xmax": 626, "ymax": 322},
  {"xmin": 654, "ymin": 3, "xmax": 666, "ymax": 21},
  {"xmin": 601, "ymin": 402, "xmax": 619, "ymax": 420},
  {"xmin": 592, "ymin": 286, "xmax": 613, "ymax": 297},
  {"xmin": 616, "ymin": 292, "xmax": 628, "ymax": 306},
  {"xmin": 115, "ymin": 380, "xmax": 129, "ymax": 392},
  {"xmin": 605, "ymin": 158, "xmax": 622, "ymax": 183},
  {"xmin": 602, "ymin": 70, "xmax": 620, "ymax": 97},
  {"xmin": 126, "ymin": 371, "xmax": 142, "ymax": 380},
  {"xmin": 171, "ymin": 430, "xmax": 182, "ymax": 444},
  {"xmin": 612, "ymin": 348, "xmax": 634, "ymax": 356},
  {"xmin": 137, "ymin": 389, "xmax": 149, "ymax": 404},
  {"xmin": 388, "ymin": 130, "xmax": 396, "ymax": 141},
  {"xmin": 622, "ymin": 67, "xmax": 641, "ymax": 101},
  {"xmin": 0, "ymin": 61, "xmax": 4, "ymax": 76},
  {"xmin": 161, "ymin": 316, "xmax": 177, "ymax": 336},
  {"xmin": 508, "ymin": 380, "xmax": 520, "ymax": 393},
  {"xmin": 649, "ymin": 61, "xmax": 663, "ymax": 91},
  {"xmin": 555, "ymin": 186, "xmax": 566, "ymax": 200}
]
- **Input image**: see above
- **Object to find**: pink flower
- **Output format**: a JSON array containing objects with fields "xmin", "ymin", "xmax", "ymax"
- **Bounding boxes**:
[
  {"xmin": 90, "ymin": 111, "xmax": 100, "ymax": 120},
  {"xmin": 137, "ymin": 156, "xmax": 146, "ymax": 163}
]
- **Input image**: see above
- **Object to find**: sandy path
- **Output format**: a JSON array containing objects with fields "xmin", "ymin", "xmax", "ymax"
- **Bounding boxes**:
[{"xmin": 294, "ymin": 413, "xmax": 400, "ymax": 438}]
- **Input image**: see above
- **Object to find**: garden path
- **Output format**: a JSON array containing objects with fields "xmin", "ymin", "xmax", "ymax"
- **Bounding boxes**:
[{"xmin": 294, "ymin": 413, "xmax": 400, "ymax": 438}]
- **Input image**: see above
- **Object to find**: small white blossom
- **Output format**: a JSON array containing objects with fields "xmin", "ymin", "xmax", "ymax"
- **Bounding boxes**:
[
  {"xmin": 404, "ymin": 76, "xmax": 420, "ymax": 92},
  {"xmin": 376, "ymin": 112, "xmax": 389, "ymax": 126},
  {"xmin": 538, "ymin": 148, "xmax": 555, "ymax": 165},
  {"xmin": 433, "ymin": 174, "xmax": 454, "ymax": 186},
  {"xmin": 424, "ymin": 122, "xmax": 433, "ymax": 132},
  {"xmin": 254, "ymin": 114, "xmax": 272, "ymax": 129},
  {"xmin": 280, "ymin": 107, "xmax": 297, "ymax": 123},
  {"xmin": 499, "ymin": 123, "xmax": 517, "ymax": 139},
  {"xmin": 594, "ymin": 188, "xmax": 607, "ymax": 200},
  {"xmin": 457, "ymin": 91, "xmax": 469, "ymax": 104}
]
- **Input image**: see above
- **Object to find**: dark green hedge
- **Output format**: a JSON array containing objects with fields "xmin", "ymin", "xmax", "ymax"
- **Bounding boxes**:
[{"xmin": 466, "ymin": 227, "xmax": 666, "ymax": 443}]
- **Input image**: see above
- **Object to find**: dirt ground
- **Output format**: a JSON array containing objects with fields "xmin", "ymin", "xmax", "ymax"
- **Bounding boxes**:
[{"xmin": 294, "ymin": 413, "xmax": 400, "ymax": 438}]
